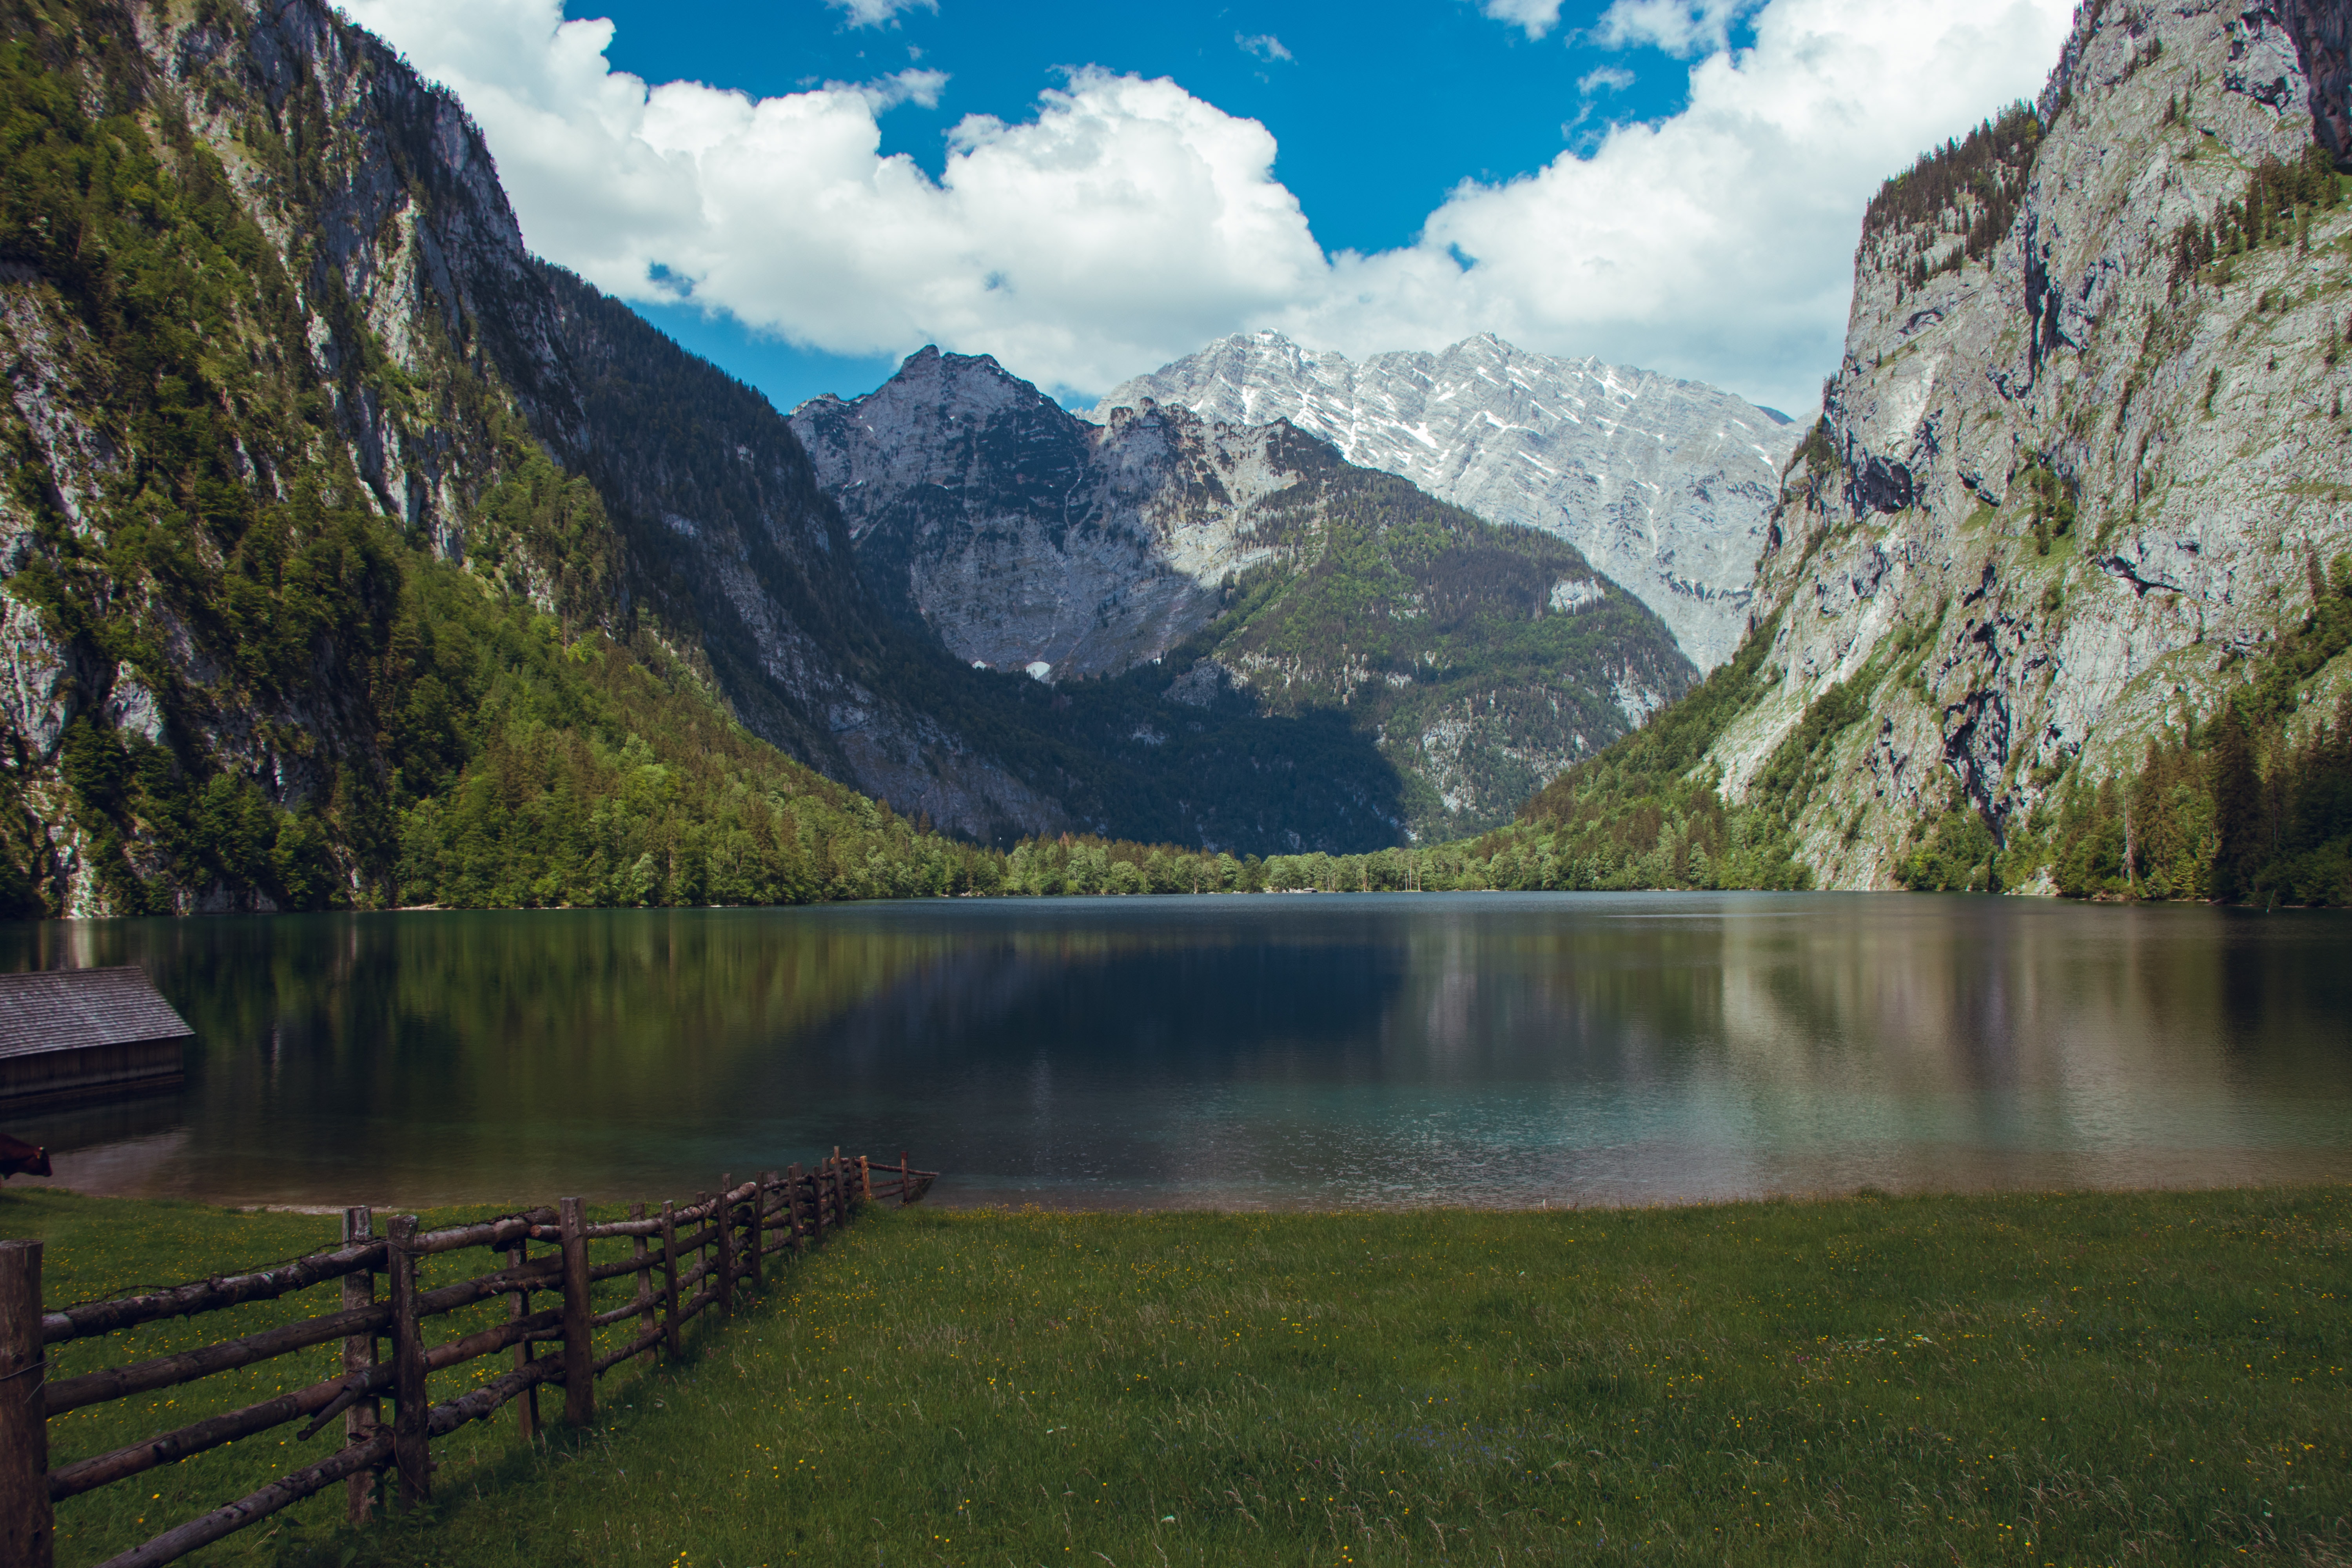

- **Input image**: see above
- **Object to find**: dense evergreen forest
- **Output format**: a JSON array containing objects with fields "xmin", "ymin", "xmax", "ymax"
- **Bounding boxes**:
[
  {"xmin": 2019, "ymin": 555, "xmax": 2352, "ymax": 906},
  {"xmin": 1864, "ymin": 102, "xmax": 2043, "ymax": 290}
]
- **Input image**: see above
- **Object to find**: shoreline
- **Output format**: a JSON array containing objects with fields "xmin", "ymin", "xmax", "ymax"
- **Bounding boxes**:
[{"xmin": 10, "ymin": 1172, "xmax": 2346, "ymax": 1220}]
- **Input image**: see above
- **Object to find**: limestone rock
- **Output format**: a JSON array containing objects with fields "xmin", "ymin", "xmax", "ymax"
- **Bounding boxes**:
[{"xmin": 2283, "ymin": 0, "xmax": 2352, "ymax": 161}]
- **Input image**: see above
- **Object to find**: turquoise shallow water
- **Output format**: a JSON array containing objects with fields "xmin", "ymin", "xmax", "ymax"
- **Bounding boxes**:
[{"xmin": 3, "ymin": 892, "xmax": 2348, "ymax": 1209}]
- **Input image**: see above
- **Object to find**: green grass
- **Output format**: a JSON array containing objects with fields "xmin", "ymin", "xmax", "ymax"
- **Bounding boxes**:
[{"xmin": 5, "ymin": 1185, "xmax": 2348, "ymax": 1566}]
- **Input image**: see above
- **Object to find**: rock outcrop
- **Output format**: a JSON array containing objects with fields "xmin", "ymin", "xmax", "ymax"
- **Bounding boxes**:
[
  {"xmin": 2284, "ymin": 0, "xmax": 2352, "ymax": 162},
  {"xmin": 794, "ymin": 348, "xmax": 1310, "ymax": 681},
  {"xmin": 1701, "ymin": 0, "xmax": 2352, "ymax": 888},
  {"xmin": 1095, "ymin": 332, "xmax": 1796, "ymax": 671}
]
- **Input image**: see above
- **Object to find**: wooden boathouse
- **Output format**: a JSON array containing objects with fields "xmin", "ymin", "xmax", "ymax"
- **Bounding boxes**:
[{"xmin": 0, "ymin": 967, "xmax": 192, "ymax": 1105}]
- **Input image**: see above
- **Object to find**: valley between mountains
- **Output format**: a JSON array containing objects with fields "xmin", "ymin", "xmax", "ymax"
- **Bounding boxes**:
[{"xmin": 1, "ymin": 0, "xmax": 2348, "ymax": 913}]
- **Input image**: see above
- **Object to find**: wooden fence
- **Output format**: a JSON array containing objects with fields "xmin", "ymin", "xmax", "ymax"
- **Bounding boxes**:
[{"xmin": 0, "ymin": 1149, "xmax": 936, "ymax": 1568}]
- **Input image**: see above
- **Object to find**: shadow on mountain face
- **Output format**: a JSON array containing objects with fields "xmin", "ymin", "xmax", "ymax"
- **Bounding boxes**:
[{"xmin": 875, "ymin": 646, "xmax": 1408, "ymax": 855}]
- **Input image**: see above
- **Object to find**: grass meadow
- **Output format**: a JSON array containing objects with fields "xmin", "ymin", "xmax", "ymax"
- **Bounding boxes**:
[{"xmin": 4, "ymin": 1183, "xmax": 2347, "ymax": 1566}]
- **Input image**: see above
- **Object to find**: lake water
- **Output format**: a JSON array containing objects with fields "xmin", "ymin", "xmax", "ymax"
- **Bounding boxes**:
[{"xmin": 3, "ymin": 894, "xmax": 2348, "ymax": 1211}]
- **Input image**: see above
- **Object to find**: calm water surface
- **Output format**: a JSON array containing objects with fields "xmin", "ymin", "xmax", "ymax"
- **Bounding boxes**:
[{"xmin": 3, "ymin": 894, "xmax": 2347, "ymax": 1209}]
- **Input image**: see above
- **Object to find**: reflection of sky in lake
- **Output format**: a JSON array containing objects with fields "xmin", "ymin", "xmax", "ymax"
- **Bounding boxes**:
[{"xmin": 4, "ymin": 893, "xmax": 2348, "ymax": 1209}]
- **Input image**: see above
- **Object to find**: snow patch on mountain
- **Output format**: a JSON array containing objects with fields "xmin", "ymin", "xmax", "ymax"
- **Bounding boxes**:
[{"xmin": 1096, "ymin": 331, "xmax": 1800, "ymax": 670}]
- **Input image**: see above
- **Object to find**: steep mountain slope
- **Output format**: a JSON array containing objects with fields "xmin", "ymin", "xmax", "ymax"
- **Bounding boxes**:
[
  {"xmin": 1525, "ymin": 0, "xmax": 2352, "ymax": 898},
  {"xmin": 794, "ymin": 351, "xmax": 1696, "ymax": 841},
  {"xmin": 1095, "ymin": 332, "xmax": 1795, "ymax": 671},
  {"xmin": 797, "ymin": 347, "xmax": 1290, "ymax": 682},
  {"xmin": 0, "ymin": 0, "xmax": 1103, "ymax": 915}
]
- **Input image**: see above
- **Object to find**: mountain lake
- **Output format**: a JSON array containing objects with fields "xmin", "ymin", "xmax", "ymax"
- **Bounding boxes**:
[{"xmin": 3, "ymin": 893, "xmax": 2348, "ymax": 1210}]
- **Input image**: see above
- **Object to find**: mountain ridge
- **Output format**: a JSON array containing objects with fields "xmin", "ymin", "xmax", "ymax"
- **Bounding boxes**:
[
  {"xmin": 792, "ymin": 346, "xmax": 1698, "ymax": 842},
  {"xmin": 1094, "ymin": 330, "xmax": 1797, "ymax": 672}
]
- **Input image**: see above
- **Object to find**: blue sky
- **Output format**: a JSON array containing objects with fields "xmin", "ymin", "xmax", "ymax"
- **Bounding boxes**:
[
  {"xmin": 350, "ymin": 0, "xmax": 2075, "ymax": 416},
  {"xmin": 584, "ymin": 0, "xmax": 1724, "ymax": 411},
  {"xmin": 575, "ymin": 2, "xmax": 1714, "ymax": 256}
]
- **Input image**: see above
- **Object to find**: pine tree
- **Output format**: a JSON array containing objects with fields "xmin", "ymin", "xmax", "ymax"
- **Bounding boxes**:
[{"xmin": 2208, "ymin": 706, "xmax": 2263, "ymax": 901}]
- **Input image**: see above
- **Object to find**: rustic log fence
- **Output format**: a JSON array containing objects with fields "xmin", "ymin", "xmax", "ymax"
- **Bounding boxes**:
[{"xmin": 0, "ymin": 1149, "xmax": 935, "ymax": 1568}]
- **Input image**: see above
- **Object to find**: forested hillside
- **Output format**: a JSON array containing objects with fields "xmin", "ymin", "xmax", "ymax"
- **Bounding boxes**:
[{"xmin": 0, "ymin": 0, "xmax": 1018, "ymax": 914}]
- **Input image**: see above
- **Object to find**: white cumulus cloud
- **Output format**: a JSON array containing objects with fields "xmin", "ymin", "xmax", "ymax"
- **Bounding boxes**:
[
  {"xmin": 339, "ymin": 0, "xmax": 2073, "ymax": 413},
  {"xmin": 848, "ymin": 67, "xmax": 949, "ymax": 111},
  {"xmin": 825, "ymin": 0, "xmax": 935, "ymax": 27},
  {"xmin": 1592, "ymin": 0, "xmax": 1764, "ymax": 56},
  {"xmin": 340, "ymin": 0, "xmax": 1324, "ymax": 393},
  {"xmin": 1477, "ymin": 0, "xmax": 1566, "ymax": 38},
  {"xmin": 1274, "ymin": 0, "xmax": 2075, "ymax": 410}
]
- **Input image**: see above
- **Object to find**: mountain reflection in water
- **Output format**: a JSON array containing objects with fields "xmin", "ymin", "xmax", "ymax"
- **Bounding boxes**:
[{"xmin": 3, "ymin": 894, "xmax": 2347, "ymax": 1209}]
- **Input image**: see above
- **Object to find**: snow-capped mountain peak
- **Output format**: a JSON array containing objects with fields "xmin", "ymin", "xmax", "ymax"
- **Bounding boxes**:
[{"xmin": 1094, "ymin": 332, "xmax": 1798, "ymax": 670}]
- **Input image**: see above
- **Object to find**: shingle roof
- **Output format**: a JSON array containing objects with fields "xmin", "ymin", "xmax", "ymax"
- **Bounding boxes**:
[{"xmin": 0, "ymin": 967, "xmax": 195, "ymax": 1062}]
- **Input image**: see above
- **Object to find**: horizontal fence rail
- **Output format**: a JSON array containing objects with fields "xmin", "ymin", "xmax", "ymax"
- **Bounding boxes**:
[{"xmin": 0, "ymin": 1149, "xmax": 936, "ymax": 1568}]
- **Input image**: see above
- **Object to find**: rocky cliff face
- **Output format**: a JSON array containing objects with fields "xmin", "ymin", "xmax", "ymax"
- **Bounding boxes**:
[
  {"xmin": 2285, "ymin": 0, "xmax": 2352, "ymax": 160},
  {"xmin": 794, "ymin": 350, "xmax": 1696, "ymax": 841},
  {"xmin": 793, "ymin": 348, "xmax": 1310, "ymax": 682},
  {"xmin": 223, "ymin": 0, "xmax": 1082, "ymax": 843},
  {"xmin": 1700, "ymin": 0, "xmax": 2352, "ymax": 888},
  {"xmin": 1095, "ymin": 332, "xmax": 1796, "ymax": 672}
]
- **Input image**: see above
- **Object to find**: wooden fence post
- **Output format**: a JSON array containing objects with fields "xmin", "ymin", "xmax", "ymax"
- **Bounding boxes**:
[
  {"xmin": 746, "ymin": 1176, "xmax": 769, "ymax": 1291},
  {"xmin": 508, "ymin": 1235, "xmax": 539, "ymax": 1441},
  {"xmin": 659, "ymin": 1201, "xmax": 682, "ymax": 1358},
  {"xmin": 694, "ymin": 1190, "xmax": 712, "ymax": 1302},
  {"xmin": 713, "ymin": 1174, "xmax": 735, "ymax": 1318},
  {"xmin": 764, "ymin": 1172, "xmax": 779, "ymax": 1253},
  {"xmin": 340, "ymin": 1207, "xmax": 379, "ymax": 1523},
  {"xmin": 0, "ymin": 1239, "xmax": 53, "ymax": 1568},
  {"xmin": 385, "ymin": 1216, "xmax": 429, "ymax": 1508},
  {"xmin": 899, "ymin": 1151, "xmax": 911, "ymax": 1207},
  {"xmin": 859, "ymin": 1154, "xmax": 873, "ymax": 1204},
  {"xmin": 785, "ymin": 1164, "xmax": 807, "ymax": 1252},
  {"xmin": 558, "ymin": 1198, "xmax": 593, "ymax": 1428},
  {"xmin": 630, "ymin": 1203, "xmax": 655, "ymax": 1364}
]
